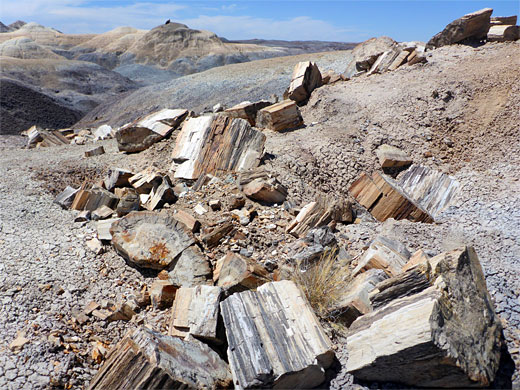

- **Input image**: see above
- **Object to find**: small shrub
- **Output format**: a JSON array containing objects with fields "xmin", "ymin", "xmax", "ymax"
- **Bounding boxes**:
[{"xmin": 292, "ymin": 248, "xmax": 352, "ymax": 320}]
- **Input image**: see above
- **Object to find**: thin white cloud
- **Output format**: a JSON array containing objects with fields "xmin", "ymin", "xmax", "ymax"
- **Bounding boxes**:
[
  {"xmin": 181, "ymin": 14, "xmax": 364, "ymax": 41},
  {"xmin": 0, "ymin": 0, "xmax": 185, "ymax": 33}
]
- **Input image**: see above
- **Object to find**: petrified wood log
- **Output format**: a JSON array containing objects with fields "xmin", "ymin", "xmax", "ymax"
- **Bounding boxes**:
[
  {"xmin": 256, "ymin": 100, "xmax": 304, "ymax": 132},
  {"xmin": 110, "ymin": 211, "xmax": 195, "ymax": 270},
  {"xmin": 104, "ymin": 168, "xmax": 134, "ymax": 191},
  {"xmin": 84, "ymin": 146, "xmax": 105, "ymax": 157},
  {"xmin": 398, "ymin": 164, "xmax": 460, "ymax": 219},
  {"xmin": 223, "ymin": 100, "xmax": 271, "ymax": 126},
  {"xmin": 116, "ymin": 108, "xmax": 188, "ymax": 153},
  {"xmin": 287, "ymin": 61, "xmax": 322, "ymax": 103},
  {"xmin": 88, "ymin": 327, "xmax": 232, "ymax": 390},
  {"xmin": 220, "ymin": 280, "xmax": 335, "ymax": 389},
  {"xmin": 349, "ymin": 171, "xmax": 433, "ymax": 222},
  {"xmin": 239, "ymin": 168, "xmax": 288, "ymax": 204},
  {"xmin": 172, "ymin": 115, "xmax": 265, "ymax": 180},
  {"xmin": 169, "ymin": 285, "xmax": 222, "ymax": 342},
  {"xmin": 54, "ymin": 186, "xmax": 78, "ymax": 209},
  {"xmin": 347, "ymin": 247, "xmax": 503, "ymax": 388},
  {"xmin": 487, "ymin": 24, "xmax": 519, "ymax": 42}
]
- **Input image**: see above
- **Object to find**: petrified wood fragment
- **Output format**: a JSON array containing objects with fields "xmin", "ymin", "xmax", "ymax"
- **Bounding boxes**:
[{"xmin": 221, "ymin": 280, "xmax": 335, "ymax": 389}]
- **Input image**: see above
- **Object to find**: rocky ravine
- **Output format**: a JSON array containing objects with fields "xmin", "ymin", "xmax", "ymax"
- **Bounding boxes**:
[{"xmin": 0, "ymin": 34, "xmax": 519, "ymax": 389}]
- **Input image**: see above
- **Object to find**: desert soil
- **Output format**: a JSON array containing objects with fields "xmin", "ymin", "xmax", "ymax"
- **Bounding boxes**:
[{"xmin": 0, "ymin": 41, "xmax": 519, "ymax": 389}]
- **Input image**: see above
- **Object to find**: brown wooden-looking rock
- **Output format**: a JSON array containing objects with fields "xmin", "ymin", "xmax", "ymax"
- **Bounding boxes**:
[
  {"xmin": 221, "ymin": 280, "xmax": 335, "ymax": 389},
  {"xmin": 256, "ymin": 100, "xmax": 304, "ymax": 132},
  {"xmin": 128, "ymin": 169, "xmax": 163, "ymax": 194},
  {"xmin": 344, "ymin": 36, "xmax": 398, "ymax": 78},
  {"xmin": 426, "ymin": 8, "xmax": 493, "ymax": 49},
  {"xmin": 110, "ymin": 211, "xmax": 195, "ymax": 270},
  {"xmin": 172, "ymin": 115, "xmax": 265, "ymax": 180},
  {"xmin": 214, "ymin": 252, "xmax": 270, "ymax": 293},
  {"xmin": 352, "ymin": 235, "xmax": 410, "ymax": 277},
  {"xmin": 287, "ymin": 61, "xmax": 322, "ymax": 104},
  {"xmin": 239, "ymin": 169, "xmax": 287, "ymax": 204},
  {"xmin": 287, "ymin": 195, "xmax": 352, "ymax": 238},
  {"xmin": 88, "ymin": 327, "xmax": 232, "ymax": 390},
  {"xmin": 349, "ymin": 171, "xmax": 433, "ymax": 222},
  {"xmin": 84, "ymin": 146, "xmax": 105, "ymax": 157},
  {"xmin": 223, "ymin": 100, "xmax": 271, "ymax": 126},
  {"xmin": 116, "ymin": 108, "xmax": 188, "ymax": 153},
  {"xmin": 490, "ymin": 15, "xmax": 517, "ymax": 25},
  {"xmin": 346, "ymin": 247, "xmax": 503, "ymax": 388},
  {"xmin": 169, "ymin": 285, "xmax": 222, "ymax": 342}
]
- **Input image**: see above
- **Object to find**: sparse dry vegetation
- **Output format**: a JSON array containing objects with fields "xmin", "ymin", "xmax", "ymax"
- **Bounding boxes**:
[{"xmin": 292, "ymin": 248, "xmax": 351, "ymax": 320}]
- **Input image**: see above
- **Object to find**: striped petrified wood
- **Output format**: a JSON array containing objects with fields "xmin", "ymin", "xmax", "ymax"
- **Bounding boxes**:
[
  {"xmin": 349, "ymin": 171, "xmax": 433, "ymax": 222},
  {"xmin": 172, "ymin": 115, "xmax": 266, "ymax": 180},
  {"xmin": 220, "ymin": 280, "xmax": 335, "ymax": 389}
]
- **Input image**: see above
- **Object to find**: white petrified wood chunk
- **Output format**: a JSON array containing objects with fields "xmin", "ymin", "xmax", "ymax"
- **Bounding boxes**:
[
  {"xmin": 88, "ymin": 327, "xmax": 232, "ymax": 389},
  {"xmin": 220, "ymin": 280, "xmax": 335, "ymax": 389},
  {"xmin": 169, "ymin": 285, "xmax": 222, "ymax": 342},
  {"xmin": 398, "ymin": 164, "xmax": 460, "ymax": 219},
  {"xmin": 346, "ymin": 247, "xmax": 503, "ymax": 388}
]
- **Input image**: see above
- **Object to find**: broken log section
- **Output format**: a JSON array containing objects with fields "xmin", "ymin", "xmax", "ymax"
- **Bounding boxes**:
[{"xmin": 256, "ymin": 100, "xmax": 304, "ymax": 132}]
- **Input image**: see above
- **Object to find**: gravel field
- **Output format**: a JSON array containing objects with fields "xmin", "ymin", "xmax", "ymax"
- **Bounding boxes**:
[{"xmin": 1, "ymin": 41, "xmax": 519, "ymax": 389}]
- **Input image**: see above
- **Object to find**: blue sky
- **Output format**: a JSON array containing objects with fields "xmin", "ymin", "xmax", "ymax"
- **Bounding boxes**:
[{"xmin": 1, "ymin": 1, "xmax": 518, "ymax": 42}]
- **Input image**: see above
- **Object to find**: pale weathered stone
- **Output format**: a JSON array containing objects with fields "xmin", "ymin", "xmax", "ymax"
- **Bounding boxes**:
[
  {"xmin": 345, "ymin": 36, "xmax": 398, "ymax": 78},
  {"xmin": 376, "ymin": 144, "xmax": 412, "ymax": 168},
  {"xmin": 214, "ymin": 252, "xmax": 270, "ymax": 292},
  {"xmin": 104, "ymin": 168, "xmax": 134, "ymax": 191},
  {"xmin": 88, "ymin": 327, "xmax": 232, "ymax": 390},
  {"xmin": 84, "ymin": 146, "xmax": 105, "ymax": 157},
  {"xmin": 487, "ymin": 24, "xmax": 520, "ymax": 42},
  {"xmin": 169, "ymin": 285, "xmax": 222, "ymax": 341},
  {"xmin": 96, "ymin": 218, "xmax": 120, "ymax": 241},
  {"xmin": 110, "ymin": 211, "xmax": 195, "ymax": 270},
  {"xmin": 221, "ymin": 280, "xmax": 335, "ymax": 389},
  {"xmin": 168, "ymin": 245, "xmax": 213, "ymax": 287}
]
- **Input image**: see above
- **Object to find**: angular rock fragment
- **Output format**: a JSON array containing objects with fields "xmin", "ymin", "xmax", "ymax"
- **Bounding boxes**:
[
  {"xmin": 398, "ymin": 164, "xmax": 460, "ymax": 219},
  {"xmin": 214, "ymin": 252, "xmax": 270, "ymax": 292},
  {"xmin": 128, "ymin": 169, "xmax": 163, "ymax": 194},
  {"xmin": 202, "ymin": 221, "xmax": 234, "ymax": 248},
  {"xmin": 321, "ymin": 70, "xmax": 346, "ymax": 84},
  {"xmin": 426, "ymin": 8, "xmax": 493, "ymax": 49},
  {"xmin": 223, "ymin": 100, "xmax": 271, "ymax": 126},
  {"xmin": 104, "ymin": 168, "xmax": 134, "ymax": 191},
  {"xmin": 84, "ymin": 146, "xmax": 105, "ymax": 157},
  {"xmin": 143, "ymin": 176, "xmax": 177, "ymax": 211},
  {"xmin": 402, "ymin": 248, "xmax": 430, "ymax": 272},
  {"xmin": 376, "ymin": 144, "xmax": 412, "ymax": 168},
  {"xmin": 490, "ymin": 15, "xmax": 517, "ymax": 25},
  {"xmin": 74, "ymin": 210, "xmax": 91, "ymax": 222},
  {"xmin": 287, "ymin": 195, "xmax": 353, "ymax": 238},
  {"xmin": 387, "ymin": 49, "xmax": 411, "ymax": 71},
  {"xmin": 168, "ymin": 245, "xmax": 212, "ymax": 287},
  {"xmin": 172, "ymin": 209, "xmax": 200, "ymax": 233},
  {"xmin": 345, "ymin": 36, "xmax": 398, "ymax": 78},
  {"xmin": 88, "ymin": 327, "xmax": 232, "ymax": 390},
  {"xmin": 26, "ymin": 125, "xmax": 43, "ymax": 148},
  {"xmin": 331, "ymin": 269, "xmax": 388, "ymax": 326},
  {"xmin": 172, "ymin": 115, "xmax": 266, "ymax": 180},
  {"xmin": 221, "ymin": 280, "xmax": 335, "ymax": 389},
  {"xmin": 96, "ymin": 218, "xmax": 120, "ymax": 241},
  {"xmin": 256, "ymin": 100, "xmax": 304, "ymax": 132},
  {"xmin": 150, "ymin": 280, "xmax": 177, "ymax": 309},
  {"xmin": 169, "ymin": 285, "xmax": 222, "ymax": 341},
  {"xmin": 239, "ymin": 168, "xmax": 288, "ymax": 204},
  {"xmin": 290, "ymin": 226, "xmax": 337, "ymax": 264},
  {"xmin": 91, "ymin": 205, "xmax": 114, "ymax": 221},
  {"xmin": 116, "ymin": 108, "xmax": 188, "ymax": 153},
  {"xmin": 110, "ymin": 211, "xmax": 195, "ymax": 269},
  {"xmin": 93, "ymin": 124, "xmax": 113, "ymax": 141},
  {"xmin": 487, "ymin": 24, "xmax": 519, "ymax": 42},
  {"xmin": 84, "ymin": 187, "xmax": 119, "ymax": 212},
  {"xmin": 53, "ymin": 186, "xmax": 79, "ymax": 209},
  {"xmin": 115, "ymin": 188, "xmax": 139, "ymax": 217},
  {"xmin": 346, "ymin": 247, "xmax": 503, "ymax": 388},
  {"xmin": 353, "ymin": 235, "xmax": 410, "ymax": 277},
  {"xmin": 37, "ymin": 130, "xmax": 71, "ymax": 147},
  {"xmin": 349, "ymin": 171, "xmax": 433, "ymax": 222},
  {"xmin": 287, "ymin": 61, "xmax": 322, "ymax": 104}
]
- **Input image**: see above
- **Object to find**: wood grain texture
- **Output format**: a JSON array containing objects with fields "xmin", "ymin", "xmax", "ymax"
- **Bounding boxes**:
[{"xmin": 220, "ymin": 280, "xmax": 334, "ymax": 389}]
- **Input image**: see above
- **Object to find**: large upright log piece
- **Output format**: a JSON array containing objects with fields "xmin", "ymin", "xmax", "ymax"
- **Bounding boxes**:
[
  {"xmin": 346, "ymin": 247, "xmax": 503, "ymax": 387},
  {"xmin": 220, "ymin": 280, "xmax": 335, "ymax": 389},
  {"xmin": 172, "ymin": 115, "xmax": 266, "ymax": 180},
  {"xmin": 287, "ymin": 61, "xmax": 322, "ymax": 104},
  {"xmin": 88, "ymin": 327, "xmax": 232, "ymax": 389},
  {"xmin": 349, "ymin": 171, "xmax": 433, "ymax": 222}
]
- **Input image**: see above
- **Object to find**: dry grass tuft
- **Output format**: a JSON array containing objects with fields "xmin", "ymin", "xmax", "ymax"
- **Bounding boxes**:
[{"xmin": 292, "ymin": 248, "xmax": 352, "ymax": 320}]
